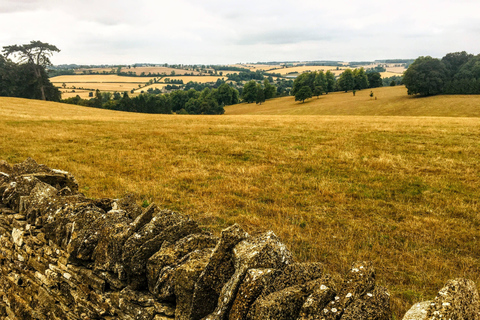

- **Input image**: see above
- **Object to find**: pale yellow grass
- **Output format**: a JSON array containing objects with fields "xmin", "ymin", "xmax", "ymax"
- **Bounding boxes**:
[
  {"xmin": 50, "ymin": 75, "xmax": 157, "ymax": 83},
  {"xmin": 385, "ymin": 66, "xmax": 407, "ymax": 74},
  {"xmin": 226, "ymin": 86, "xmax": 480, "ymax": 117},
  {"xmin": 60, "ymin": 90, "xmax": 93, "ymax": 99},
  {"xmin": 274, "ymin": 65, "xmax": 346, "ymax": 76},
  {"xmin": 124, "ymin": 66, "xmax": 199, "ymax": 76},
  {"xmin": 53, "ymin": 82, "xmax": 145, "ymax": 92},
  {"xmin": 74, "ymin": 68, "xmax": 116, "ymax": 74},
  {"xmin": 165, "ymin": 76, "xmax": 227, "ymax": 84},
  {"xmin": 134, "ymin": 83, "xmax": 169, "ymax": 93},
  {"xmin": 381, "ymin": 71, "xmax": 404, "ymax": 78}
]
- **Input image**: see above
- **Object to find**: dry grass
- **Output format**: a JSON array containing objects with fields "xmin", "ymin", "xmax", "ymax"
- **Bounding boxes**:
[
  {"xmin": 273, "ymin": 65, "xmax": 346, "ymax": 76},
  {"xmin": 123, "ymin": 67, "xmax": 199, "ymax": 76},
  {"xmin": 59, "ymin": 90, "xmax": 93, "ymax": 99},
  {"xmin": 133, "ymin": 83, "xmax": 169, "ymax": 93},
  {"xmin": 380, "ymin": 71, "xmax": 404, "ymax": 78},
  {"xmin": 226, "ymin": 86, "xmax": 480, "ymax": 117},
  {"xmin": 1, "ymin": 96, "xmax": 480, "ymax": 318},
  {"xmin": 164, "ymin": 76, "xmax": 227, "ymax": 84},
  {"xmin": 50, "ymin": 75, "xmax": 157, "ymax": 83},
  {"xmin": 53, "ymin": 82, "xmax": 146, "ymax": 92}
]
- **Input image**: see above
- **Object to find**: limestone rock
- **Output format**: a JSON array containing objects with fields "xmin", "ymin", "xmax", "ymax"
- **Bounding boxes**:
[
  {"xmin": 92, "ymin": 209, "xmax": 134, "ymax": 278},
  {"xmin": 1, "ymin": 175, "xmax": 42, "ymax": 211},
  {"xmin": 174, "ymin": 248, "xmax": 214, "ymax": 320},
  {"xmin": 189, "ymin": 224, "xmax": 249, "ymax": 320},
  {"xmin": 122, "ymin": 208, "xmax": 201, "ymax": 289},
  {"xmin": 298, "ymin": 275, "xmax": 338, "ymax": 320},
  {"xmin": 206, "ymin": 231, "xmax": 294, "ymax": 320},
  {"xmin": 320, "ymin": 261, "xmax": 376, "ymax": 319},
  {"xmin": 426, "ymin": 278, "xmax": 480, "ymax": 320},
  {"xmin": 341, "ymin": 285, "xmax": 391, "ymax": 320},
  {"xmin": 402, "ymin": 301, "xmax": 431, "ymax": 320},
  {"xmin": 147, "ymin": 233, "xmax": 218, "ymax": 298},
  {"xmin": 115, "ymin": 193, "xmax": 143, "ymax": 220},
  {"xmin": 228, "ymin": 268, "xmax": 278, "ymax": 320}
]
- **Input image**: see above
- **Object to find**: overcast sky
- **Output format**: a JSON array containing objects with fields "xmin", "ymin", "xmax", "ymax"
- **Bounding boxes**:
[{"xmin": 1, "ymin": 0, "xmax": 479, "ymax": 65}]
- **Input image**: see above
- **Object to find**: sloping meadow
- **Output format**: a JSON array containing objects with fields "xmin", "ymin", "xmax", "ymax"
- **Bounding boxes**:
[{"xmin": 1, "ymin": 97, "xmax": 480, "ymax": 317}]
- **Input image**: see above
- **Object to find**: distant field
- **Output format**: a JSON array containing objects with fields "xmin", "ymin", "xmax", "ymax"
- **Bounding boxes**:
[
  {"xmin": 121, "ymin": 66, "xmax": 199, "ymax": 76},
  {"xmin": 380, "ymin": 71, "xmax": 404, "ymax": 78},
  {"xmin": 273, "ymin": 65, "xmax": 346, "ymax": 76},
  {"xmin": 53, "ymin": 82, "xmax": 145, "ymax": 92},
  {"xmin": 230, "ymin": 64, "xmax": 283, "ymax": 72},
  {"xmin": 165, "ymin": 75, "xmax": 227, "ymax": 83},
  {"xmin": 226, "ymin": 86, "xmax": 480, "ymax": 117},
  {"xmin": 1, "ymin": 96, "xmax": 480, "ymax": 318},
  {"xmin": 74, "ymin": 67, "xmax": 116, "ymax": 74},
  {"xmin": 51, "ymin": 74, "xmax": 157, "ymax": 83},
  {"xmin": 59, "ymin": 89, "xmax": 92, "ymax": 99},
  {"xmin": 133, "ymin": 83, "xmax": 169, "ymax": 93}
]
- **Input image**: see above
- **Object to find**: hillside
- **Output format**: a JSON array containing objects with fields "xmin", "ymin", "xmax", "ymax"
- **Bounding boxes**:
[
  {"xmin": 226, "ymin": 86, "xmax": 480, "ymax": 117},
  {"xmin": 1, "ymin": 97, "xmax": 479, "ymax": 318}
]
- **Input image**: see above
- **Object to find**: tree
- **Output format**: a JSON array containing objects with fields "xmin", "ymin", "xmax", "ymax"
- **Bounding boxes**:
[
  {"xmin": 313, "ymin": 86, "xmax": 323, "ymax": 98},
  {"xmin": 325, "ymin": 70, "xmax": 336, "ymax": 93},
  {"xmin": 2, "ymin": 41, "xmax": 60, "ymax": 100},
  {"xmin": 367, "ymin": 72, "xmax": 383, "ymax": 88},
  {"xmin": 255, "ymin": 83, "xmax": 265, "ymax": 104},
  {"xmin": 337, "ymin": 69, "xmax": 355, "ymax": 92},
  {"xmin": 403, "ymin": 56, "xmax": 448, "ymax": 96},
  {"xmin": 263, "ymin": 78, "xmax": 276, "ymax": 100},
  {"xmin": 441, "ymin": 51, "xmax": 473, "ymax": 78},
  {"xmin": 295, "ymin": 86, "xmax": 312, "ymax": 103},
  {"xmin": 242, "ymin": 80, "xmax": 257, "ymax": 103},
  {"xmin": 353, "ymin": 67, "xmax": 369, "ymax": 90}
]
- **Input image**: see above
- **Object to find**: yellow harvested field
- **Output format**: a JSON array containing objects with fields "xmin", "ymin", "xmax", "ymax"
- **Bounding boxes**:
[
  {"xmin": 165, "ymin": 76, "xmax": 227, "ymax": 83},
  {"xmin": 274, "ymin": 65, "xmax": 346, "ymax": 75},
  {"xmin": 230, "ymin": 64, "xmax": 283, "ymax": 72},
  {"xmin": 74, "ymin": 68, "xmax": 116, "ymax": 74},
  {"xmin": 380, "ymin": 71, "xmax": 404, "ymax": 78},
  {"xmin": 59, "ymin": 90, "xmax": 93, "ymax": 99},
  {"xmin": 53, "ymin": 82, "xmax": 145, "ymax": 92},
  {"xmin": 50, "ymin": 74, "xmax": 157, "ymax": 83},
  {"xmin": 386, "ymin": 66, "xmax": 407, "ymax": 74},
  {"xmin": 133, "ymin": 83, "xmax": 169, "ymax": 93},
  {"xmin": 226, "ymin": 85, "xmax": 480, "ymax": 117},
  {"xmin": 123, "ymin": 66, "xmax": 199, "ymax": 76}
]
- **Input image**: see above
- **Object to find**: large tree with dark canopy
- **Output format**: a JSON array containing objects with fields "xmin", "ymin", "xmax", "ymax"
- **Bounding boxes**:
[
  {"xmin": 403, "ymin": 56, "xmax": 448, "ymax": 96},
  {"xmin": 2, "ymin": 40, "xmax": 60, "ymax": 101}
]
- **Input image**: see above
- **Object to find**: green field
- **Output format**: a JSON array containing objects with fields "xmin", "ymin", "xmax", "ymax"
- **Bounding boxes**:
[{"xmin": 1, "ymin": 89, "xmax": 479, "ymax": 318}]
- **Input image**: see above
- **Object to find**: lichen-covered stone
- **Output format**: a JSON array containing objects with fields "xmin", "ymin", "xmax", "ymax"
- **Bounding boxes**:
[
  {"xmin": 228, "ymin": 268, "xmax": 278, "ymax": 320},
  {"xmin": 189, "ymin": 224, "xmax": 249, "ymax": 320},
  {"xmin": 320, "ymin": 261, "xmax": 376, "ymax": 319},
  {"xmin": 1, "ymin": 175, "xmax": 42, "ymax": 211},
  {"xmin": 341, "ymin": 285, "xmax": 391, "ymax": 320},
  {"xmin": 174, "ymin": 248, "xmax": 214, "ymax": 320},
  {"xmin": 115, "ymin": 193, "xmax": 143, "ymax": 220},
  {"xmin": 249, "ymin": 277, "xmax": 326, "ymax": 320},
  {"xmin": 402, "ymin": 301, "xmax": 430, "ymax": 320},
  {"xmin": 426, "ymin": 278, "xmax": 480, "ymax": 320},
  {"xmin": 147, "ymin": 233, "xmax": 218, "ymax": 298},
  {"xmin": 206, "ymin": 231, "xmax": 293, "ymax": 320},
  {"xmin": 298, "ymin": 275, "xmax": 338, "ymax": 320}
]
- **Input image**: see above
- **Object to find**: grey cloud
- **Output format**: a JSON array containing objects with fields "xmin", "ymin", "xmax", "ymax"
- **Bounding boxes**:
[{"xmin": 236, "ymin": 29, "xmax": 335, "ymax": 45}]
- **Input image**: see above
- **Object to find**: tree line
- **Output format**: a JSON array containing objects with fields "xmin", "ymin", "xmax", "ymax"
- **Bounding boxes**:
[
  {"xmin": 62, "ymin": 83, "xmax": 239, "ymax": 115},
  {"xmin": 403, "ymin": 51, "xmax": 480, "ymax": 96},
  {"xmin": 290, "ymin": 68, "xmax": 383, "ymax": 102}
]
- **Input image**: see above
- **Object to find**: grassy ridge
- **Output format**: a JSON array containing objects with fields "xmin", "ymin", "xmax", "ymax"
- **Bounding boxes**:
[
  {"xmin": 226, "ymin": 86, "xmax": 480, "ymax": 117},
  {"xmin": 1, "ymin": 94, "xmax": 480, "ymax": 318}
]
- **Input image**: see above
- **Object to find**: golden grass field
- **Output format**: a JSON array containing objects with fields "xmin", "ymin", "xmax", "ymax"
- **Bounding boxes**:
[
  {"xmin": 122, "ymin": 66, "xmax": 199, "ymax": 76},
  {"xmin": 59, "ymin": 89, "xmax": 93, "ymax": 99},
  {"xmin": 226, "ymin": 86, "xmax": 480, "ymax": 117},
  {"xmin": 51, "ymin": 74, "xmax": 157, "ymax": 83},
  {"xmin": 272, "ymin": 65, "xmax": 346, "ymax": 76},
  {"xmin": 1, "ymin": 89, "xmax": 480, "ymax": 318},
  {"xmin": 164, "ymin": 75, "xmax": 227, "ymax": 84},
  {"xmin": 133, "ymin": 83, "xmax": 169, "ymax": 94},
  {"xmin": 54, "ymin": 82, "xmax": 146, "ymax": 92},
  {"xmin": 380, "ymin": 71, "xmax": 404, "ymax": 78}
]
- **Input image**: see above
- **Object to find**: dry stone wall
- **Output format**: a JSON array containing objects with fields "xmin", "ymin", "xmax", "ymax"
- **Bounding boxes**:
[{"xmin": 0, "ymin": 158, "xmax": 477, "ymax": 320}]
